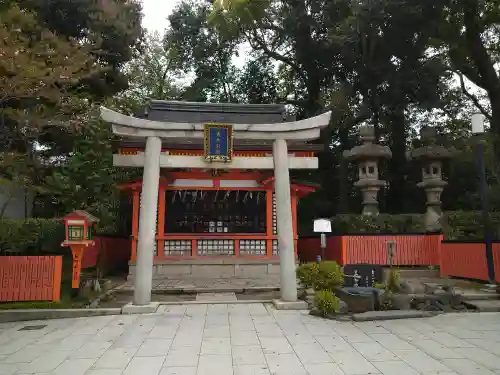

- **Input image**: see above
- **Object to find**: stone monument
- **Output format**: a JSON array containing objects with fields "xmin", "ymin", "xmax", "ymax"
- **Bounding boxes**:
[
  {"xmin": 344, "ymin": 125, "xmax": 392, "ymax": 215},
  {"xmin": 408, "ymin": 127, "xmax": 452, "ymax": 231}
]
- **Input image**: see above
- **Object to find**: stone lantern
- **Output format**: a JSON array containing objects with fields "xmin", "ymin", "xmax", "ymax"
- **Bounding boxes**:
[
  {"xmin": 408, "ymin": 127, "xmax": 452, "ymax": 231},
  {"xmin": 344, "ymin": 125, "xmax": 392, "ymax": 215}
]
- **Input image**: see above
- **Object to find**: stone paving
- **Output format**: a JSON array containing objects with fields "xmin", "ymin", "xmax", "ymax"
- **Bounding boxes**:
[
  {"xmin": 120, "ymin": 277, "xmax": 281, "ymax": 292},
  {"xmin": 1, "ymin": 305, "xmax": 500, "ymax": 375}
]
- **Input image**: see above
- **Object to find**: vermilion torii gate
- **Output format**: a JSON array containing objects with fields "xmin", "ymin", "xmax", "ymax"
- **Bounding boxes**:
[{"xmin": 100, "ymin": 101, "xmax": 331, "ymax": 310}]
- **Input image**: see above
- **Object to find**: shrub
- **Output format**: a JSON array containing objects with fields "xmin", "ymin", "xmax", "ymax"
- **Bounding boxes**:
[
  {"xmin": 297, "ymin": 261, "xmax": 344, "ymax": 291},
  {"xmin": 329, "ymin": 214, "xmax": 425, "ymax": 234},
  {"xmin": 0, "ymin": 219, "xmax": 64, "ymax": 255},
  {"xmin": 315, "ymin": 261, "xmax": 344, "ymax": 291},
  {"xmin": 443, "ymin": 211, "xmax": 500, "ymax": 240},
  {"xmin": 386, "ymin": 269, "xmax": 401, "ymax": 293},
  {"xmin": 314, "ymin": 290, "xmax": 341, "ymax": 315},
  {"xmin": 296, "ymin": 262, "xmax": 319, "ymax": 289}
]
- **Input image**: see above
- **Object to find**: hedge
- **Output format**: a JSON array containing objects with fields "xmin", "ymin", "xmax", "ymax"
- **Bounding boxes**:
[
  {"xmin": 443, "ymin": 211, "xmax": 500, "ymax": 240},
  {"xmin": 0, "ymin": 219, "xmax": 65, "ymax": 255},
  {"xmin": 300, "ymin": 211, "xmax": 500, "ymax": 240}
]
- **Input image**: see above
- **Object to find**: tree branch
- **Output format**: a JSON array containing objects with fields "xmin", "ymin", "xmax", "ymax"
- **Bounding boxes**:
[
  {"xmin": 458, "ymin": 73, "xmax": 492, "ymax": 119},
  {"xmin": 245, "ymin": 30, "xmax": 306, "ymax": 81},
  {"xmin": 463, "ymin": 0, "xmax": 500, "ymax": 94}
]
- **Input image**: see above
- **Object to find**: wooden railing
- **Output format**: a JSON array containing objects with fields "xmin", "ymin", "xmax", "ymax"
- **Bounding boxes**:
[
  {"xmin": 298, "ymin": 234, "xmax": 500, "ymax": 283},
  {"xmin": 0, "ymin": 256, "xmax": 62, "ymax": 302},
  {"xmin": 298, "ymin": 234, "xmax": 442, "ymax": 266},
  {"xmin": 440, "ymin": 241, "xmax": 500, "ymax": 282}
]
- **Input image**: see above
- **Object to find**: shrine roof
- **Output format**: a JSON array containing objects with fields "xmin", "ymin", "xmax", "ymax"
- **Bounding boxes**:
[
  {"xmin": 63, "ymin": 210, "xmax": 100, "ymax": 223},
  {"xmin": 138, "ymin": 100, "xmax": 288, "ymax": 124}
]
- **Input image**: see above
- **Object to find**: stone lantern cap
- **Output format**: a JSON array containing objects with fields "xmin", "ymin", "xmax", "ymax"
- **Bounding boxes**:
[
  {"xmin": 408, "ymin": 126, "xmax": 452, "ymax": 161},
  {"xmin": 343, "ymin": 125, "xmax": 392, "ymax": 161}
]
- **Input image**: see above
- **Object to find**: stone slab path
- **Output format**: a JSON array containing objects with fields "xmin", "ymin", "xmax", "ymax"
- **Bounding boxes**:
[
  {"xmin": 1, "ymin": 304, "xmax": 500, "ymax": 375},
  {"xmin": 120, "ymin": 277, "xmax": 281, "ymax": 292}
]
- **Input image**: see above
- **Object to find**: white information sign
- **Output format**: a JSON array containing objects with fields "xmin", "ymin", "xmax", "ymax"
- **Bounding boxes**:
[{"xmin": 313, "ymin": 218, "xmax": 332, "ymax": 233}]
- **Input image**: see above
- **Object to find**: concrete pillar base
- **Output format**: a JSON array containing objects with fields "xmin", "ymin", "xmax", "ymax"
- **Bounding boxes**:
[
  {"xmin": 272, "ymin": 299, "xmax": 308, "ymax": 310},
  {"xmin": 121, "ymin": 302, "xmax": 160, "ymax": 315}
]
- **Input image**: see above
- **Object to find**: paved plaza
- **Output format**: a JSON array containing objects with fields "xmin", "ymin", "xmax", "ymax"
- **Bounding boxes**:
[{"xmin": 1, "ymin": 305, "xmax": 500, "ymax": 375}]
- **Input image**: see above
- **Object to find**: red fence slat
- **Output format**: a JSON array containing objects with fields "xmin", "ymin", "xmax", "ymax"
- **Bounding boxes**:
[{"xmin": 0, "ymin": 256, "xmax": 62, "ymax": 302}]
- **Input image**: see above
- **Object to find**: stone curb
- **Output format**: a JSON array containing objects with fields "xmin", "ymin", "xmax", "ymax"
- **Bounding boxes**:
[
  {"xmin": 351, "ymin": 310, "xmax": 441, "ymax": 322},
  {"xmin": 0, "ymin": 300, "xmax": 275, "ymax": 322},
  {"xmin": 115, "ymin": 287, "xmax": 281, "ymax": 295},
  {"xmin": 159, "ymin": 299, "xmax": 272, "ymax": 306},
  {"xmin": 0, "ymin": 308, "xmax": 122, "ymax": 323}
]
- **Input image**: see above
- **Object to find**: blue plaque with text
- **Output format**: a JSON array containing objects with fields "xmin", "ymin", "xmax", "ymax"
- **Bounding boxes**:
[{"xmin": 204, "ymin": 124, "xmax": 234, "ymax": 162}]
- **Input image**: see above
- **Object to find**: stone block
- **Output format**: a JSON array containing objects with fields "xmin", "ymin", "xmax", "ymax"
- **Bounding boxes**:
[
  {"xmin": 127, "ymin": 265, "xmax": 136, "ymax": 281},
  {"xmin": 191, "ymin": 265, "xmax": 235, "ymax": 279},
  {"xmin": 121, "ymin": 302, "xmax": 160, "ymax": 315},
  {"xmin": 267, "ymin": 263, "xmax": 281, "ymax": 275},
  {"xmin": 154, "ymin": 264, "xmax": 192, "ymax": 278},
  {"xmin": 234, "ymin": 264, "xmax": 268, "ymax": 278},
  {"xmin": 272, "ymin": 299, "xmax": 308, "ymax": 310}
]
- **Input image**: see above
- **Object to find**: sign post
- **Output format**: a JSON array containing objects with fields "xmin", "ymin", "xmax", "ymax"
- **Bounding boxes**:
[{"xmin": 313, "ymin": 218, "xmax": 332, "ymax": 262}]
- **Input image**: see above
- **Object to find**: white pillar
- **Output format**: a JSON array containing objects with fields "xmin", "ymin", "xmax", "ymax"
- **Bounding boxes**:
[
  {"xmin": 134, "ymin": 136, "xmax": 161, "ymax": 306},
  {"xmin": 273, "ymin": 138, "xmax": 298, "ymax": 302}
]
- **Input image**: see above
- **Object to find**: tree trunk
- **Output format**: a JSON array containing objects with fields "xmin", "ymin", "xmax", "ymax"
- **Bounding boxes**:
[
  {"xmin": 386, "ymin": 107, "xmax": 408, "ymax": 214},
  {"xmin": 489, "ymin": 92, "xmax": 500, "ymax": 161}
]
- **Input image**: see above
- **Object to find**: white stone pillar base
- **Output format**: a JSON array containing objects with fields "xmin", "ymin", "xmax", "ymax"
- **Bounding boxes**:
[
  {"xmin": 273, "ymin": 139, "xmax": 298, "ymax": 302},
  {"xmin": 134, "ymin": 136, "xmax": 161, "ymax": 306}
]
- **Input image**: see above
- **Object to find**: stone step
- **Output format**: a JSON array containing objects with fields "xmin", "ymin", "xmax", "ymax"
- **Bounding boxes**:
[
  {"xmin": 384, "ymin": 268, "xmax": 440, "ymax": 281},
  {"xmin": 456, "ymin": 289, "xmax": 500, "ymax": 301},
  {"xmin": 463, "ymin": 300, "xmax": 500, "ymax": 312}
]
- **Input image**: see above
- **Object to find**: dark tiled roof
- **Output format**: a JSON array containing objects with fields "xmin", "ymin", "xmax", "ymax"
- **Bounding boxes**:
[{"xmin": 138, "ymin": 100, "xmax": 290, "ymax": 124}]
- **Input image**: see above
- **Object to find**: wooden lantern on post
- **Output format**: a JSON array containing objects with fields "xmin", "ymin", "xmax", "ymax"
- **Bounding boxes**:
[{"xmin": 60, "ymin": 210, "xmax": 99, "ymax": 290}]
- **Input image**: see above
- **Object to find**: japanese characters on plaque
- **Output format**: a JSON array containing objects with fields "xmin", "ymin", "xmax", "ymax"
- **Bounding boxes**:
[{"xmin": 204, "ymin": 123, "xmax": 234, "ymax": 162}]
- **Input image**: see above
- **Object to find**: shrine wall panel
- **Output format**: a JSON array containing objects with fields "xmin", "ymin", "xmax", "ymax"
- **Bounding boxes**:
[
  {"xmin": 219, "ymin": 180, "xmax": 260, "ymax": 188},
  {"xmin": 171, "ymin": 179, "xmax": 214, "ymax": 187}
]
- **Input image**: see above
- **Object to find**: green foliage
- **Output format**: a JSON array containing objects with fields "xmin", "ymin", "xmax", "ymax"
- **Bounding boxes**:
[
  {"xmin": 300, "ymin": 211, "xmax": 500, "ymax": 240},
  {"xmin": 328, "ymin": 214, "xmax": 425, "ymax": 235},
  {"xmin": 44, "ymin": 115, "xmax": 126, "ymax": 234},
  {"xmin": 315, "ymin": 261, "xmax": 344, "ymax": 291},
  {"xmin": 443, "ymin": 211, "xmax": 500, "ymax": 240},
  {"xmin": 296, "ymin": 263, "xmax": 319, "ymax": 289},
  {"xmin": 313, "ymin": 290, "xmax": 341, "ymax": 316},
  {"xmin": 385, "ymin": 269, "xmax": 401, "ymax": 294},
  {"xmin": 297, "ymin": 261, "xmax": 344, "ymax": 291},
  {"xmin": 0, "ymin": 219, "xmax": 64, "ymax": 255}
]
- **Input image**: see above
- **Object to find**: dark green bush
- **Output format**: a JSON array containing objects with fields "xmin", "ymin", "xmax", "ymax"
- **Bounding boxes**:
[
  {"xmin": 0, "ymin": 219, "xmax": 64, "ymax": 255},
  {"xmin": 300, "ymin": 210, "xmax": 499, "ymax": 240},
  {"xmin": 443, "ymin": 211, "xmax": 500, "ymax": 240},
  {"xmin": 329, "ymin": 214, "xmax": 425, "ymax": 234},
  {"xmin": 314, "ymin": 290, "xmax": 341, "ymax": 315}
]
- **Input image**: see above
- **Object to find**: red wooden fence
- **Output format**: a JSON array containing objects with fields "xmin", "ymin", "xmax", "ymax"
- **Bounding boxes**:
[
  {"xmin": 81, "ymin": 236, "xmax": 131, "ymax": 275},
  {"xmin": 298, "ymin": 234, "xmax": 441, "ymax": 265},
  {"xmin": 297, "ymin": 234, "xmax": 500, "ymax": 282},
  {"xmin": 439, "ymin": 242, "xmax": 500, "ymax": 282},
  {"xmin": 342, "ymin": 234, "xmax": 442, "ymax": 265},
  {"xmin": 0, "ymin": 256, "xmax": 62, "ymax": 302}
]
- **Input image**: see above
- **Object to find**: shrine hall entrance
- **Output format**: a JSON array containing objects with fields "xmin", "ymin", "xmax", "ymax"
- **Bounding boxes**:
[
  {"xmin": 159, "ymin": 182, "xmax": 280, "ymax": 259},
  {"xmin": 165, "ymin": 190, "xmax": 267, "ymax": 235}
]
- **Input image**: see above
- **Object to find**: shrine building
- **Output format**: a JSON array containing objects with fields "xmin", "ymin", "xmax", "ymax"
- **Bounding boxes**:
[{"xmin": 101, "ymin": 100, "xmax": 330, "ymax": 308}]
